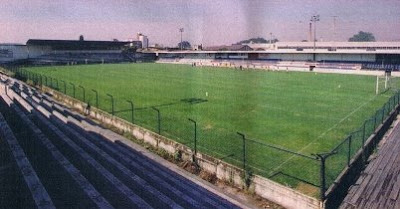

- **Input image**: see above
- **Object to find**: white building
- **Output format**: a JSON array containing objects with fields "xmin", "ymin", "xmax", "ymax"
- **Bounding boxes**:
[
  {"xmin": 137, "ymin": 33, "xmax": 149, "ymax": 49},
  {"xmin": 0, "ymin": 43, "xmax": 51, "ymax": 63}
]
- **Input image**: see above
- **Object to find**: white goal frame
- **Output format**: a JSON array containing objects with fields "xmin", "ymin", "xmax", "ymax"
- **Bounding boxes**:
[{"xmin": 376, "ymin": 73, "xmax": 390, "ymax": 95}]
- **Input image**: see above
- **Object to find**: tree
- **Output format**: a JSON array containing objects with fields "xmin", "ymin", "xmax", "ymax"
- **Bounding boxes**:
[
  {"xmin": 79, "ymin": 35, "xmax": 84, "ymax": 41},
  {"xmin": 348, "ymin": 31, "xmax": 376, "ymax": 42},
  {"xmin": 237, "ymin": 37, "xmax": 279, "ymax": 44},
  {"xmin": 178, "ymin": 41, "xmax": 191, "ymax": 49},
  {"xmin": 238, "ymin": 37, "xmax": 268, "ymax": 44},
  {"xmin": 270, "ymin": 38, "xmax": 279, "ymax": 43}
]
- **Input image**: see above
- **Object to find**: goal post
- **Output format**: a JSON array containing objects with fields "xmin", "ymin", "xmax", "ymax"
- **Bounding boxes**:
[{"xmin": 376, "ymin": 73, "xmax": 391, "ymax": 95}]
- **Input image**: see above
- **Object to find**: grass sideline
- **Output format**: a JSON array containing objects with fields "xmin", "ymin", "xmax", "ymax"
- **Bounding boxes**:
[{"xmin": 24, "ymin": 63, "xmax": 398, "ymax": 195}]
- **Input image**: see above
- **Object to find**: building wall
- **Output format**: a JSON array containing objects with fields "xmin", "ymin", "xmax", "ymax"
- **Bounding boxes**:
[
  {"xmin": 170, "ymin": 52, "xmax": 377, "ymax": 63},
  {"xmin": 0, "ymin": 44, "xmax": 55, "ymax": 63},
  {"xmin": 27, "ymin": 45, "xmax": 52, "ymax": 58},
  {"xmin": 138, "ymin": 35, "xmax": 149, "ymax": 49},
  {"xmin": 0, "ymin": 45, "xmax": 28, "ymax": 63},
  {"xmin": 316, "ymin": 54, "xmax": 376, "ymax": 62},
  {"xmin": 259, "ymin": 53, "xmax": 313, "ymax": 61}
]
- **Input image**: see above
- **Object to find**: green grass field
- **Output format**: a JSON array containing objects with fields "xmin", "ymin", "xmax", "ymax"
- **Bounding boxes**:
[{"xmin": 24, "ymin": 63, "xmax": 398, "ymax": 195}]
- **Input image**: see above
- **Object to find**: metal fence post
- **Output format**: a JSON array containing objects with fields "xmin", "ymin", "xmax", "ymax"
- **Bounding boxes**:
[
  {"xmin": 126, "ymin": 100, "xmax": 134, "ymax": 124},
  {"xmin": 106, "ymin": 94, "xmax": 114, "ymax": 115},
  {"xmin": 69, "ymin": 82, "xmax": 75, "ymax": 98},
  {"xmin": 188, "ymin": 118, "xmax": 197, "ymax": 161},
  {"xmin": 347, "ymin": 135, "xmax": 352, "ymax": 166},
  {"xmin": 237, "ymin": 132, "xmax": 246, "ymax": 171},
  {"xmin": 361, "ymin": 121, "xmax": 367, "ymax": 165},
  {"xmin": 362, "ymin": 121, "xmax": 366, "ymax": 146},
  {"xmin": 315, "ymin": 152, "xmax": 336, "ymax": 201},
  {"xmin": 55, "ymin": 78, "xmax": 59, "ymax": 90},
  {"xmin": 60, "ymin": 80, "xmax": 66, "ymax": 94},
  {"xmin": 397, "ymin": 91, "xmax": 400, "ymax": 105},
  {"xmin": 393, "ymin": 96, "xmax": 396, "ymax": 110},
  {"xmin": 152, "ymin": 107, "xmax": 161, "ymax": 134},
  {"xmin": 92, "ymin": 89, "xmax": 99, "ymax": 108},
  {"xmin": 79, "ymin": 85, "xmax": 86, "ymax": 102}
]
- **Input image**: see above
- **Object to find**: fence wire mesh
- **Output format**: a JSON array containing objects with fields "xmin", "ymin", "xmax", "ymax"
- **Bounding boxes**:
[{"xmin": 10, "ymin": 68, "xmax": 400, "ymax": 200}]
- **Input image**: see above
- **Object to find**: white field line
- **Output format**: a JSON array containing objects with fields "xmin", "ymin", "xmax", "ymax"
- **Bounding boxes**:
[{"xmin": 268, "ymin": 95, "xmax": 379, "ymax": 175}]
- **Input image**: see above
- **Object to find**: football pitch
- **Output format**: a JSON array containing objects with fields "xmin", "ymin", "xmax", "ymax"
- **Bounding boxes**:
[{"xmin": 24, "ymin": 63, "xmax": 398, "ymax": 195}]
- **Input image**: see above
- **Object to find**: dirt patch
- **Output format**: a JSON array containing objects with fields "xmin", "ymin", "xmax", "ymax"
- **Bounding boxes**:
[
  {"xmin": 199, "ymin": 170, "xmax": 218, "ymax": 184},
  {"xmin": 203, "ymin": 124, "xmax": 213, "ymax": 130},
  {"xmin": 181, "ymin": 161, "xmax": 201, "ymax": 175},
  {"xmin": 216, "ymin": 181, "xmax": 285, "ymax": 209},
  {"xmin": 296, "ymin": 182, "xmax": 319, "ymax": 198}
]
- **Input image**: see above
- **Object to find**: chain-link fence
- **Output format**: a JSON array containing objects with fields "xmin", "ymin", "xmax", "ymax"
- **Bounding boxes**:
[{"xmin": 11, "ymin": 67, "xmax": 400, "ymax": 200}]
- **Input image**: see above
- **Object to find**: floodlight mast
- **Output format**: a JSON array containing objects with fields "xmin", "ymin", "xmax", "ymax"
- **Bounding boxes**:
[
  {"xmin": 179, "ymin": 28, "xmax": 184, "ymax": 50},
  {"xmin": 310, "ymin": 15, "xmax": 320, "ymax": 51},
  {"xmin": 270, "ymin": 32, "xmax": 273, "ymax": 44},
  {"xmin": 332, "ymin": 16, "xmax": 338, "ymax": 50}
]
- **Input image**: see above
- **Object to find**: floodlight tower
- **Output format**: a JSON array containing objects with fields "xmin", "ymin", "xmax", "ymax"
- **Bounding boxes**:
[
  {"xmin": 332, "ymin": 16, "xmax": 337, "ymax": 42},
  {"xmin": 270, "ymin": 32, "xmax": 273, "ymax": 44},
  {"xmin": 332, "ymin": 16, "xmax": 338, "ymax": 50},
  {"xmin": 179, "ymin": 28, "xmax": 184, "ymax": 50},
  {"xmin": 310, "ymin": 15, "xmax": 320, "ymax": 51}
]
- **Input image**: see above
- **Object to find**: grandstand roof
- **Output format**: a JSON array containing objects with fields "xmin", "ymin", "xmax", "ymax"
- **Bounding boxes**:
[
  {"xmin": 204, "ymin": 44, "xmax": 253, "ymax": 51},
  {"xmin": 26, "ymin": 39, "xmax": 137, "ymax": 50}
]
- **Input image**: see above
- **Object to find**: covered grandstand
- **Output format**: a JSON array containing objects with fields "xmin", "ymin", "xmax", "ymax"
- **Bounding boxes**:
[
  {"xmin": 153, "ymin": 42, "xmax": 400, "ymax": 71},
  {"xmin": 27, "ymin": 39, "xmax": 142, "ymax": 65},
  {"xmin": 0, "ymin": 38, "xmax": 156, "ymax": 65}
]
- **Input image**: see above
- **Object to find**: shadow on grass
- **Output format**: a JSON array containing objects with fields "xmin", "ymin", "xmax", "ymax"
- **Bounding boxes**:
[{"xmin": 114, "ymin": 97, "xmax": 208, "ymax": 114}]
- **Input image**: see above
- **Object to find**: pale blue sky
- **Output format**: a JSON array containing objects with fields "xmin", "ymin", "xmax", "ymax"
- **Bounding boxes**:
[{"xmin": 1, "ymin": 0, "xmax": 399, "ymax": 46}]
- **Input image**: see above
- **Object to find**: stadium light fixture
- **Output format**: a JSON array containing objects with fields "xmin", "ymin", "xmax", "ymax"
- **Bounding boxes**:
[{"xmin": 310, "ymin": 15, "xmax": 320, "ymax": 51}]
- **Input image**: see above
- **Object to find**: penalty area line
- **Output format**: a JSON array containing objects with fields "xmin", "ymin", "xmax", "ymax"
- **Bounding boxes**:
[{"xmin": 268, "ymin": 95, "xmax": 378, "ymax": 175}]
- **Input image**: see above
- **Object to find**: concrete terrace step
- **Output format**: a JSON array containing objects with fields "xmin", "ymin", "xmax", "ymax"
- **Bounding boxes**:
[
  {"xmin": 0, "ymin": 101, "xmax": 55, "ymax": 209},
  {"xmin": 37, "ymin": 91, "xmax": 235, "ymax": 208},
  {"xmin": 78, "ymin": 120, "xmax": 235, "ymax": 208},
  {"xmin": 65, "ymin": 120, "xmax": 215, "ymax": 208},
  {"xmin": 340, "ymin": 119, "xmax": 400, "ymax": 208},
  {"xmin": 33, "ymin": 88, "xmax": 236, "ymax": 208},
  {"xmin": 29, "ymin": 106, "xmax": 153, "ymax": 209},
  {"xmin": 0, "ymin": 99, "xmax": 110, "ymax": 209},
  {"xmin": 48, "ymin": 115, "xmax": 184, "ymax": 209},
  {"xmin": 1, "ymin": 78, "xmax": 242, "ymax": 209},
  {"xmin": 9, "ymin": 102, "xmax": 114, "ymax": 209}
]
